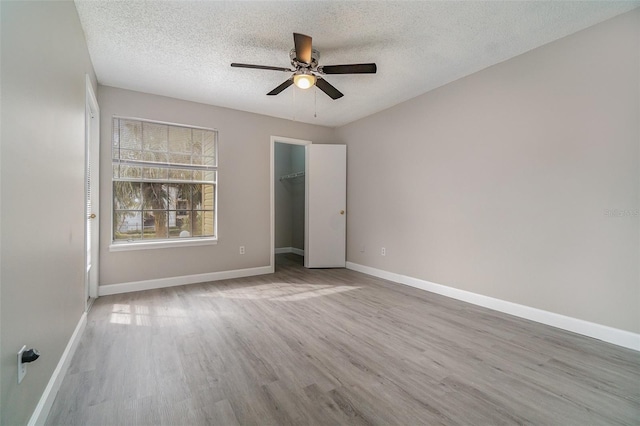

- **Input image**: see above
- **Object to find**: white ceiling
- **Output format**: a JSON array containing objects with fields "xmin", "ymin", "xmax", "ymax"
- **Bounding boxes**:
[{"xmin": 75, "ymin": 1, "xmax": 638, "ymax": 127}]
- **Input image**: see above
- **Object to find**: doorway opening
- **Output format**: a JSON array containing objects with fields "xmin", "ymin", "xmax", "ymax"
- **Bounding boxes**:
[
  {"xmin": 271, "ymin": 137, "xmax": 311, "ymax": 271},
  {"xmin": 85, "ymin": 75, "xmax": 100, "ymax": 310}
]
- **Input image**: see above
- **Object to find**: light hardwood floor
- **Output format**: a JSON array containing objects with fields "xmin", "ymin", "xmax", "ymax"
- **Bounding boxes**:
[{"xmin": 47, "ymin": 254, "xmax": 640, "ymax": 425}]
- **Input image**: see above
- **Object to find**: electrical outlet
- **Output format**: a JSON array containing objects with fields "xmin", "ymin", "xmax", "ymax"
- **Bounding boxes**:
[
  {"xmin": 360, "ymin": 245, "xmax": 365, "ymax": 253},
  {"xmin": 239, "ymin": 246, "xmax": 245, "ymax": 255},
  {"xmin": 381, "ymin": 247, "xmax": 386, "ymax": 256},
  {"xmin": 18, "ymin": 345, "xmax": 26, "ymax": 384}
]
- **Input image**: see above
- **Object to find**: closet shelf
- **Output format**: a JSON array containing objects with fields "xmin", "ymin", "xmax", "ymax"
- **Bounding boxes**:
[{"xmin": 279, "ymin": 171, "xmax": 305, "ymax": 181}]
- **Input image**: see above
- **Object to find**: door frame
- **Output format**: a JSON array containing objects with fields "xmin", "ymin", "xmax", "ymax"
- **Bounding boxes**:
[
  {"xmin": 270, "ymin": 136, "xmax": 312, "ymax": 272},
  {"xmin": 85, "ymin": 75, "xmax": 100, "ymax": 308}
]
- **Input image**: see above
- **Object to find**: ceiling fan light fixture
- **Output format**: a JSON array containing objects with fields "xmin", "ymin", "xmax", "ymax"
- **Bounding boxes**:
[{"xmin": 293, "ymin": 72, "xmax": 316, "ymax": 89}]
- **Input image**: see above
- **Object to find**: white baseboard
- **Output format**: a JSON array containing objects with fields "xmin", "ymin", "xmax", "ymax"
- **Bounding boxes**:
[
  {"xmin": 275, "ymin": 247, "xmax": 305, "ymax": 256},
  {"xmin": 98, "ymin": 265, "xmax": 272, "ymax": 296},
  {"xmin": 28, "ymin": 312, "xmax": 87, "ymax": 426},
  {"xmin": 346, "ymin": 262, "xmax": 640, "ymax": 352}
]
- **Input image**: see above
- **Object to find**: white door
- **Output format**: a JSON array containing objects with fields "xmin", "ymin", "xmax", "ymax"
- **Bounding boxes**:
[
  {"xmin": 85, "ymin": 76, "xmax": 100, "ymax": 305},
  {"xmin": 305, "ymin": 144, "xmax": 346, "ymax": 268}
]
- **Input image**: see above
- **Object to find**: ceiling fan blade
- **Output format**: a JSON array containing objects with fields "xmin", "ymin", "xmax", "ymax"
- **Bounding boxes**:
[
  {"xmin": 267, "ymin": 79, "xmax": 294, "ymax": 96},
  {"xmin": 320, "ymin": 63, "xmax": 377, "ymax": 74},
  {"xmin": 231, "ymin": 63, "xmax": 292, "ymax": 72},
  {"xmin": 293, "ymin": 33, "xmax": 312, "ymax": 64},
  {"xmin": 315, "ymin": 77, "xmax": 344, "ymax": 100}
]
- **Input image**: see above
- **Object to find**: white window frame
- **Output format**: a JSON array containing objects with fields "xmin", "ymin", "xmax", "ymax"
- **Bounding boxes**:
[{"xmin": 109, "ymin": 116, "xmax": 218, "ymax": 251}]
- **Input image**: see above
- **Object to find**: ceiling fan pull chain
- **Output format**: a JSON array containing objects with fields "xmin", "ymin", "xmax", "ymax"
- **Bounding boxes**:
[{"xmin": 314, "ymin": 86, "xmax": 317, "ymax": 118}]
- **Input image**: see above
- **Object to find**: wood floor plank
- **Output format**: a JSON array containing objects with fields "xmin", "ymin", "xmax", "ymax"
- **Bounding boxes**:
[{"xmin": 46, "ymin": 254, "xmax": 640, "ymax": 425}]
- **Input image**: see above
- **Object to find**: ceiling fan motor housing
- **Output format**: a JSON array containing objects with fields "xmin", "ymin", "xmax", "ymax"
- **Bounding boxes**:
[{"xmin": 290, "ymin": 48, "xmax": 320, "ymax": 70}]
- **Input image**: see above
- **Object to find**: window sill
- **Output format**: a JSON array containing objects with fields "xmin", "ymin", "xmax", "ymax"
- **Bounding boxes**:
[{"xmin": 109, "ymin": 238, "xmax": 217, "ymax": 252}]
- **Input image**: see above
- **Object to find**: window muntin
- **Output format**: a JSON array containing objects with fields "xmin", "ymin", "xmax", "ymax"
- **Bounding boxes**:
[{"xmin": 112, "ymin": 117, "xmax": 217, "ymax": 244}]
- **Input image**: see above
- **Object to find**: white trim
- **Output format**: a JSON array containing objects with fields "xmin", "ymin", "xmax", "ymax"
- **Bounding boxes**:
[
  {"xmin": 275, "ymin": 247, "xmax": 305, "ymax": 256},
  {"xmin": 270, "ymin": 136, "xmax": 313, "ymax": 145},
  {"xmin": 270, "ymin": 136, "xmax": 312, "ymax": 273},
  {"xmin": 28, "ymin": 312, "xmax": 87, "ymax": 426},
  {"xmin": 346, "ymin": 262, "xmax": 640, "ymax": 352},
  {"xmin": 98, "ymin": 266, "xmax": 272, "ymax": 296},
  {"xmin": 109, "ymin": 237, "xmax": 217, "ymax": 252}
]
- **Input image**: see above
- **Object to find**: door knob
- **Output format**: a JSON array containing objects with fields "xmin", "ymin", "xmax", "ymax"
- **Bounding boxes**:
[
  {"xmin": 89, "ymin": 213, "xmax": 97, "ymax": 219},
  {"xmin": 340, "ymin": 210, "xmax": 345, "ymax": 215}
]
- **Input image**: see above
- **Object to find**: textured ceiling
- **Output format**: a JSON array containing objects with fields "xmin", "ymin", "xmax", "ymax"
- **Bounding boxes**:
[{"xmin": 75, "ymin": 1, "xmax": 638, "ymax": 127}]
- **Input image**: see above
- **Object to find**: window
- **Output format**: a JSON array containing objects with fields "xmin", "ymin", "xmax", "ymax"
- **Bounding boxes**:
[{"xmin": 112, "ymin": 117, "xmax": 217, "ymax": 247}]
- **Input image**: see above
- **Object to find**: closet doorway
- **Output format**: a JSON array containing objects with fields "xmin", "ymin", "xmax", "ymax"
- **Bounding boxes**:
[
  {"xmin": 270, "ymin": 136, "xmax": 347, "ymax": 271},
  {"xmin": 272, "ymin": 137, "xmax": 310, "ymax": 269}
]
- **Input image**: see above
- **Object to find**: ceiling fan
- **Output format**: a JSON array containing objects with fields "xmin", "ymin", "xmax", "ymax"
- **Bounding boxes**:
[{"xmin": 231, "ymin": 33, "xmax": 377, "ymax": 100}]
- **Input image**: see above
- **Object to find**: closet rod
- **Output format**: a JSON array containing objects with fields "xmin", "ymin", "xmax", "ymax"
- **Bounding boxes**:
[{"xmin": 279, "ymin": 171, "xmax": 305, "ymax": 181}]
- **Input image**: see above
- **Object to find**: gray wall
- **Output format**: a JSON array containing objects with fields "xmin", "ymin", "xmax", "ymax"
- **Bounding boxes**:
[
  {"xmin": 0, "ymin": 2, "xmax": 97, "ymax": 424},
  {"xmin": 336, "ymin": 10, "xmax": 640, "ymax": 333},
  {"xmin": 290, "ymin": 146, "xmax": 306, "ymax": 250},
  {"xmin": 275, "ymin": 143, "xmax": 305, "ymax": 250},
  {"xmin": 275, "ymin": 143, "xmax": 294, "ymax": 248},
  {"xmin": 98, "ymin": 87, "xmax": 334, "ymax": 285}
]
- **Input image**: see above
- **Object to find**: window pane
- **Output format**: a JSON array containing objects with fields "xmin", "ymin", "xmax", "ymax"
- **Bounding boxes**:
[
  {"xmin": 171, "ymin": 210, "xmax": 193, "ymax": 238},
  {"xmin": 120, "ymin": 165, "xmax": 142, "ymax": 179},
  {"xmin": 169, "ymin": 126, "xmax": 192, "ymax": 154},
  {"xmin": 114, "ymin": 182, "xmax": 142, "ymax": 209},
  {"xmin": 143, "ymin": 151, "xmax": 167, "ymax": 164},
  {"xmin": 143, "ymin": 122, "xmax": 167, "ymax": 152},
  {"xmin": 191, "ymin": 211, "xmax": 203, "ymax": 237},
  {"xmin": 143, "ymin": 167, "xmax": 168, "ymax": 180},
  {"xmin": 202, "ymin": 184, "xmax": 215, "ymax": 210},
  {"xmin": 167, "ymin": 183, "xmax": 193, "ymax": 208},
  {"xmin": 191, "ymin": 184, "xmax": 202, "ymax": 208},
  {"xmin": 176, "ymin": 211, "xmax": 193, "ymax": 238},
  {"xmin": 189, "ymin": 184, "xmax": 213, "ymax": 208},
  {"xmin": 193, "ymin": 155, "xmax": 215, "ymax": 167},
  {"xmin": 191, "ymin": 129, "xmax": 203, "ymax": 154},
  {"xmin": 112, "ymin": 118, "xmax": 120, "ymax": 151},
  {"xmin": 202, "ymin": 170, "xmax": 216, "ymax": 183},
  {"xmin": 120, "ymin": 149, "xmax": 143, "ymax": 161},
  {"xmin": 114, "ymin": 211, "xmax": 142, "ymax": 240},
  {"xmin": 168, "ymin": 211, "xmax": 191, "ymax": 238},
  {"xmin": 120, "ymin": 120, "xmax": 142, "ymax": 150},
  {"xmin": 204, "ymin": 210, "xmax": 215, "ymax": 236},
  {"xmin": 192, "ymin": 210, "xmax": 214, "ymax": 237},
  {"xmin": 168, "ymin": 153, "xmax": 190, "ymax": 166},
  {"xmin": 142, "ymin": 183, "xmax": 167, "ymax": 209},
  {"xmin": 143, "ymin": 211, "xmax": 168, "ymax": 239},
  {"xmin": 169, "ymin": 168, "xmax": 193, "ymax": 181},
  {"xmin": 202, "ymin": 130, "xmax": 216, "ymax": 159}
]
